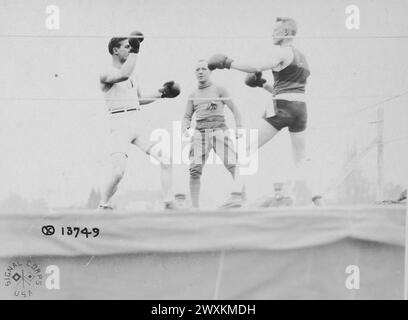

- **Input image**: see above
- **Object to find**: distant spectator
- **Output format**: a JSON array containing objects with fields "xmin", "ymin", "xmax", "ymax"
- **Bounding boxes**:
[
  {"xmin": 398, "ymin": 189, "xmax": 407, "ymax": 203},
  {"xmin": 251, "ymin": 182, "xmax": 294, "ymax": 208}
]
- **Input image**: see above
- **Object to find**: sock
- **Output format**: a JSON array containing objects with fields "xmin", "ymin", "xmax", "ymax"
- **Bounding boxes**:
[{"xmin": 190, "ymin": 177, "xmax": 201, "ymax": 208}]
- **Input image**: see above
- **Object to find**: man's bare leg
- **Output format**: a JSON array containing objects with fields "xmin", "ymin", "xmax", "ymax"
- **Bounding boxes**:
[
  {"xmin": 133, "ymin": 136, "xmax": 174, "ymax": 204},
  {"xmin": 290, "ymin": 131, "xmax": 322, "ymax": 205},
  {"xmin": 247, "ymin": 118, "xmax": 280, "ymax": 156},
  {"xmin": 236, "ymin": 118, "xmax": 280, "ymax": 186},
  {"xmin": 100, "ymin": 153, "xmax": 127, "ymax": 209},
  {"xmin": 222, "ymin": 119, "xmax": 280, "ymax": 207},
  {"xmin": 289, "ymin": 130, "xmax": 307, "ymax": 167}
]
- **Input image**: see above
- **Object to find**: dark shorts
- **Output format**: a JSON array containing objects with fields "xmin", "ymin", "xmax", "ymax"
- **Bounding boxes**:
[{"xmin": 264, "ymin": 100, "xmax": 307, "ymax": 133}]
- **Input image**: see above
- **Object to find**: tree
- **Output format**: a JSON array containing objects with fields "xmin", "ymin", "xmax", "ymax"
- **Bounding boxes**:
[
  {"xmin": 30, "ymin": 198, "xmax": 49, "ymax": 211},
  {"xmin": 0, "ymin": 194, "xmax": 30, "ymax": 213},
  {"xmin": 336, "ymin": 143, "xmax": 375, "ymax": 205}
]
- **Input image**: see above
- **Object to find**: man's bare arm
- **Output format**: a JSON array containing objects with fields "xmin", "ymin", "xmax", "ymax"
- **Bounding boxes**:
[
  {"xmin": 138, "ymin": 88, "xmax": 162, "ymax": 105},
  {"xmin": 208, "ymin": 48, "xmax": 285, "ymax": 73},
  {"xmin": 262, "ymin": 83, "xmax": 275, "ymax": 94},
  {"xmin": 100, "ymin": 53, "xmax": 138, "ymax": 84},
  {"xmin": 138, "ymin": 81, "xmax": 181, "ymax": 105},
  {"xmin": 230, "ymin": 50, "xmax": 284, "ymax": 73}
]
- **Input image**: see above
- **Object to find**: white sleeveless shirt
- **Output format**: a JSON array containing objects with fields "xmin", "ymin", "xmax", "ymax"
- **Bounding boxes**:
[{"xmin": 103, "ymin": 71, "xmax": 140, "ymax": 112}]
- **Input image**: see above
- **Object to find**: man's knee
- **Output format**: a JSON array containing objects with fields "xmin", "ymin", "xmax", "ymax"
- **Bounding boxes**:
[
  {"xmin": 225, "ymin": 164, "xmax": 236, "ymax": 177},
  {"xmin": 160, "ymin": 152, "xmax": 172, "ymax": 169},
  {"xmin": 189, "ymin": 164, "xmax": 203, "ymax": 179},
  {"xmin": 149, "ymin": 144, "xmax": 172, "ymax": 168},
  {"xmin": 112, "ymin": 167, "xmax": 125, "ymax": 182},
  {"xmin": 110, "ymin": 153, "xmax": 127, "ymax": 181}
]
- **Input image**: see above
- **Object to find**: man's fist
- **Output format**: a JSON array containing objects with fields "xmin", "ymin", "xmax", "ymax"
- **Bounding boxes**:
[
  {"xmin": 128, "ymin": 30, "xmax": 144, "ymax": 53},
  {"xmin": 159, "ymin": 81, "xmax": 181, "ymax": 98},
  {"xmin": 207, "ymin": 54, "xmax": 234, "ymax": 71},
  {"xmin": 245, "ymin": 72, "xmax": 266, "ymax": 88}
]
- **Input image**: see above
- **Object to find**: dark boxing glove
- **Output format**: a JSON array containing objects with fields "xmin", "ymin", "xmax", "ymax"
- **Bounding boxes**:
[
  {"xmin": 159, "ymin": 81, "xmax": 181, "ymax": 98},
  {"xmin": 207, "ymin": 54, "xmax": 234, "ymax": 71},
  {"xmin": 128, "ymin": 30, "xmax": 144, "ymax": 53},
  {"xmin": 245, "ymin": 72, "xmax": 266, "ymax": 88}
]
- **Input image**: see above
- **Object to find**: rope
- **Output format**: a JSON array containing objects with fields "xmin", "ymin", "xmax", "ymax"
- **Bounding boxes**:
[{"xmin": 1, "ymin": 34, "xmax": 408, "ymax": 40}]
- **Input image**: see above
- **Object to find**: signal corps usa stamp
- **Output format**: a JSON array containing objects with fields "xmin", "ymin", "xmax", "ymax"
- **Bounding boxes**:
[{"xmin": 3, "ymin": 260, "xmax": 43, "ymax": 298}]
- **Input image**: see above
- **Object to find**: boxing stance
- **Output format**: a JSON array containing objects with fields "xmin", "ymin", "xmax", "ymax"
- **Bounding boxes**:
[
  {"xmin": 99, "ymin": 31, "xmax": 180, "ymax": 210},
  {"xmin": 207, "ymin": 17, "xmax": 322, "ymax": 205},
  {"xmin": 182, "ymin": 60, "xmax": 245, "ymax": 208}
]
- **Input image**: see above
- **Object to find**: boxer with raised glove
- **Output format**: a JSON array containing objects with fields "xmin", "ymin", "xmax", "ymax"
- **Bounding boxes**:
[{"xmin": 99, "ymin": 31, "xmax": 178, "ymax": 211}]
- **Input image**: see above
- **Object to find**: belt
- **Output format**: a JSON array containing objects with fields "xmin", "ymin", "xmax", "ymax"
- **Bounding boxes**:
[{"xmin": 109, "ymin": 107, "xmax": 140, "ymax": 115}]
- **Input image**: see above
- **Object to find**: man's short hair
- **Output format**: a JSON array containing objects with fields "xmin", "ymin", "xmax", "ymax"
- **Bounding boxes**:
[
  {"xmin": 108, "ymin": 37, "xmax": 127, "ymax": 55},
  {"xmin": 196, "ymin": 59, "xmax": 210, "ymax": 70},
  {"xmin": 276, "ymin": 17, "xmax": 297, "ymax": 36},
  {"xmin": 196, "ymin": 59, "xmax": 209, "ymax": 66}
]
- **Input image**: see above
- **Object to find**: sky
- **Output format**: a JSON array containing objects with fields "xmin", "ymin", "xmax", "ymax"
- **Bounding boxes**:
[{"xmin": 0, "ymin": 0, "xmax": 408, "ymax": 207}]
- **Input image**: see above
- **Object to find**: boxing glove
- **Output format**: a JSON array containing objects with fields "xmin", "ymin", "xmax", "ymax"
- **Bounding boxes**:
[
  {"xmin": 159, "ymin": 81, "xmax": 181, "ymax": 98},
  {"xmin": 207, "ymin": 54, "xmax": 234, "ymax": 70},
  {"xmin": 245, "ymin": 72, "xmax": 266, "ymax": 88},
  {"xmin": 128, "ymin": 30, "xmax": 144, "ymax": 53}
]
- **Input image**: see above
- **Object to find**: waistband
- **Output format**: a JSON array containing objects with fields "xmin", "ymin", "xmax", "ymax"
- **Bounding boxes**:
[
  {"xmin": 109, "ymin": 107, "xmax": 141, "ymax": 115},
  {"xmin": 273, "ymin": 92, "xmax": 307, "ymax": 102}
]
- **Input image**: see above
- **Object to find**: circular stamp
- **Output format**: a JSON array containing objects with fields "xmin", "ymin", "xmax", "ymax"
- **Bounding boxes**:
[
  {"xmin": 42, "ymin": 225, "xmax": 55, "ymax": 236},
  {"xmin": 3, "ymin": 260, "xmax": 43, "ymax": 298}
]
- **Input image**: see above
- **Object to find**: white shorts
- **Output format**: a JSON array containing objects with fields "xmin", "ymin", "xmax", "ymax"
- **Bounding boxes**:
[{"xmin": 108, "ymin": 110, "xmax": 150, "ymax": 156}]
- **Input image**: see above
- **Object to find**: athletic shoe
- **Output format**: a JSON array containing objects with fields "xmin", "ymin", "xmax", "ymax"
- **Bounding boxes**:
[
  {"xmin": 311, "ymin": 195, "xmax": 323, "ymax": 206},
  {"xmin": 163, "ymin": 200, "xmax": 178, "ymax": 210},
  {"xmin": 219, "ymin": 192, "xmax": 246, "ymax": 209},
  {"xmin": 98, "ymin": 204, "xmax": 114, "ymax": 211}
]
